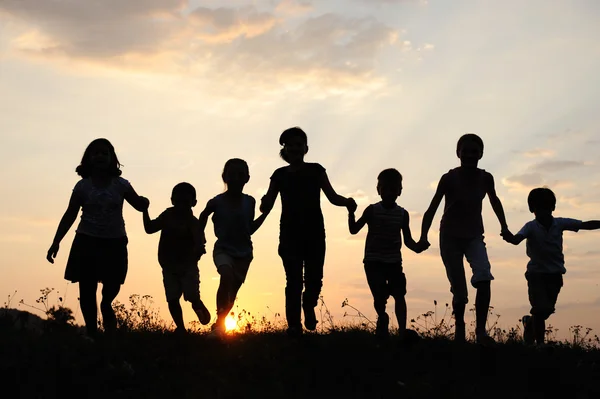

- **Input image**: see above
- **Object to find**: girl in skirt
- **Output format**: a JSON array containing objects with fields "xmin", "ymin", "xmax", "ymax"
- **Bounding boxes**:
[{"xmin": 47, "ymin": 138, "xmax": 149, "ymax": 338}]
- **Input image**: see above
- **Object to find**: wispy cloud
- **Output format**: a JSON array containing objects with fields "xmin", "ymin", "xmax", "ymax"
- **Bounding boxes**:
[{"xmin": 0, "ymin": 1, "xmax": 416, "ymax": 92}]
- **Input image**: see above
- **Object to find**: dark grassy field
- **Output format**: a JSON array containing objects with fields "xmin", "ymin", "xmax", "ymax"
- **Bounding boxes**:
[{"xmin": 1, "ymin": 325, "xmax": 599, "ymax": 399}]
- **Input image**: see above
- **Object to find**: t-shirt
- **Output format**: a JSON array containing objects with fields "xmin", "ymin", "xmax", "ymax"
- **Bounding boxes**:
[
  {"xmin": 155, "ymin": 207, "xmax": 201, "ymax": 271},
  {"xmin": 439, "ymin": 167, "xmax": 492, "ymax": 238},
  {"xmin": 270, "ymin": 163, "xmax": 326, "ymax": 241},
  {"xmin": 74, "ymin": 177, "xmax": 131, "ymax": 238},
  {"xmin": 211, "ymin": 193, "xmax": 255, "ymax": 258},
  {"xmin": 364, "ymin": 202, "xmax": 406, "ymax": 264},
  {"xmin": 517, "ymin": 217, "xmax": 582, "ymax": 274}
]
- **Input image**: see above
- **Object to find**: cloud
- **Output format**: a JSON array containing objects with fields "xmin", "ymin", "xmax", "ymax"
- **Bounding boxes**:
[
  {"xmin": 519, "ymin": 148, "xmax": 556, "ymax": 158},
  {"xmin": 529, "ymin": 160, "xmax": 588, "ymax": 173},
  {"xmin": 502, "ymin": 173, "xmax": 543, "ymax": 191},
  {"xmin": 275, "ymin": 0, "xmax": 313, "ymax": 16},
  {"xmin": 502, "ymin": 174, "xmax": 574, "ymax": 193},
  {"xmin": 0, "ymin": 1, "xmax": 411, "ymax": 92}
]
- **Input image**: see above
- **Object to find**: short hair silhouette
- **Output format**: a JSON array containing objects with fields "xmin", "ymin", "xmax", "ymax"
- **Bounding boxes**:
[
  {"xmin": 76, "ymin": 138, "xmax": 122, "ymax": 178},
  {"xmin": 172, "ymin": 182, "xmax": 196, "ymax": 200},
  {"xmin": 456, "ymin": 133, "xmax": 484, "ymax": 155},
  {"xmin": 377, "ymin": 168, "xmax": 403, "ymax": 189},
  {"xmin": 279, "ymin": 127, "xmax": 308, "ymax": 162},
  {"xmin": 527, "ymin": 187, "xmax": 556, "ymax": 212},
  {"xmin": 222, "ymin": 158, "xmax": 249, "ymax": 181}
]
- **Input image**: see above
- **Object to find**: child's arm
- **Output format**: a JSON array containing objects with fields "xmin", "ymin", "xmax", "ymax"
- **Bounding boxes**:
[
  {"xmin": 124, "ymin": 184, "xmax": 150, "ymax": 212},
  {"xmin": 485, "ymin": 174, "xmax": 509, "ymax": 233},
  {"xmin": 349, "ymin": 206, "xmax": 372, "ymax": 235},
  {"xmin": 142, "ymin": 209, "xmax": 162, "ymax": 234},
  {"xmin": 191, "ymin": 219, "xmax": 206, "ymax": 260},
  {"xmin": 249, "ymin": 197, "xmax": 267, "ymax": 234},
  {"xmin": 198, "ymin": 199, "xmax": 216, "ymax": 234},
  {"xmin": 260, "ymin": 179, "xmax": 279, "ymax": 214},
  {"xmin": 502, "ymin": 229, "xmax": 526, "ymax": 245},
  {"xmin": 47, "ymin": 192, "xmax": 81, "ymax": 263},
  {"xmin": 402, "ymin": 211, "xmax": 429, "ymax": 253},
  {"xmin": 581, "ymin": 220, "xmax": 600, "ymax": 230},
  {"xmin": 321, "ymin": 171, "xmax": 355, "ymax": 208},
  {"xmin": 419, "ymin": 175, "xmax": 446, "ymax": 245}
]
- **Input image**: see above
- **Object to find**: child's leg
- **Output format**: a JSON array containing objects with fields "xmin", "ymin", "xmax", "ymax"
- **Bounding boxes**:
[
  {"xmin": 79, "ymin": 280, "xmax": 99, "ymax": 337},
  {"xmin": 528, "ymin": 273, "xmax": 563, "ymax": 345},
  {"xmin": 281, "ymin": 257, "xmax": 304, "ymax": 332},
  {"xmin": 163, "ymin": 269, "xmax": 188, "ymax": 329},
  {"xmin": 474, "ymin": 281, "xmax": 491, "ymax": 335},
  {"xmin": 215, "ymin": 267, "xmax": 235, "ymax": 327},
  {"xmin": 168, "ymin": 300, "xmax": 185, "ymax": 330},
  {"xmin": 440, "ymin": 234, "xmax": 468, "ymax": 337},
  {"xmin": 465, "ymin": 236, "xmax": 494, "ymax": 339},
  {"xmin": 181, "ymin": 267, "xmax": 210, "ymax": 325},
  {"xmin": 302, "ymin": 242, "xmax": 326, "ymax": 331},
  {"xmin": 100, "ymin": 282, "xmax": 121, "ymax": 334},
  {"xmin": 387, "ymin": 264, "xmax": 407, "ymax": 339},
  {"xmin": 364, "ymin": 262, "xmax": 390, "ymax": 336}
]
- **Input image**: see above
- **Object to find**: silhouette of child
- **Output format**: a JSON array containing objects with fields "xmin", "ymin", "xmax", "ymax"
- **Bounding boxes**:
[
  {"xmin": 419, "ymin": 134, "xmax": 509, "ymax": 344},
  {"xmin": 46, "ymin": 138, "xmax": 149, "ymax": 339},
  {"xmin": 502, "ymin": 187, "xmax": 600, "ymax": 345},
  {"xmin": 143, "ymin": 182, "xmax": 211, "ymax": 334},
  {"xmin": 199, "ymin": 159, "xmax": 267, "ymax": 337},
  {"xmin": 348, "ymin": 169, "xmax": 429, "ymax": 341},
  {"xmin": 260, "ymin": 127, "xmax": 356, "ymax": 337}
]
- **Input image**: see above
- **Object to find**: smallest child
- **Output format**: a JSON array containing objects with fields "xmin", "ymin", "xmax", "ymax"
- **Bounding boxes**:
[
  {"xmin": 348, "ymin": 169, "xmax": 428, "ymax": 341},
  {"xmin": 143, "ymin": 182, "xmax": 211, "ymax": 333},
  {"xmin": 502, "ymin": 187, "xmax": 600, "ymax": 345}
]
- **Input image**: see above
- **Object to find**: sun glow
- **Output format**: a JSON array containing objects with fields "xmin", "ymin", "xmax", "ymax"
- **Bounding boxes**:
[{"xmin": 225, "ymin": 315, "xmax": 237, "ymax": 332}]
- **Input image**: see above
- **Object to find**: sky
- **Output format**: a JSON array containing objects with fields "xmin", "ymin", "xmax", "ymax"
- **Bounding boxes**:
[{"xmin": 1, "ymin": 0, "xmax": 599, "ymax": 338}]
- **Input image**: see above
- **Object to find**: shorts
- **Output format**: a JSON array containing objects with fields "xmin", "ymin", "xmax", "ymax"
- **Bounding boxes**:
[
  {"xmin": 65, "ymin": 233, "xmax": 128, "ymax": 284},
  {"xmin": 162, "ymin": 266, "xmax": 200, "ymax": 303},
  {"xmin": 364, "ymin": 261, "xmax": 407, "ymax": 301},
  {"xmin": 213, "ymin": 248, "xmax": 253, "ymax": 284},
  {"xmin": 439, "ymin": 234, "xmax": 493, "ymax": 304},
  {"xmin": 526, "ymin": 272, "xmax": 563, "ymax": 318}
]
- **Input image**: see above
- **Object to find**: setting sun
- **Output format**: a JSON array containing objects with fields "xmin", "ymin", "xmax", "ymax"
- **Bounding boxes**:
[{"xmin": 225, "ymin": 315, "xmax": 237, "ymax": 332}]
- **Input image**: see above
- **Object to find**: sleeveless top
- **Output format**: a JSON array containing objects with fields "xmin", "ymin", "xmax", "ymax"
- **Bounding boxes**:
[
  {"xmin": 440, "ymin": 167, "xmax": 491, "ymax": 238},
  {"xmin": 74, "ymin": 177, "xmax": 131, "ymax": 238},
  {"xmin": 211, "ymin": 193, "xmax": 254, "ymax": 258},
  {"xmin": 270, "ymin": 163, "xmax": 326, "ymax": 242},
  {"xmin": 364, "ymin": 202, "xmax": 406, "ymax": 264}
]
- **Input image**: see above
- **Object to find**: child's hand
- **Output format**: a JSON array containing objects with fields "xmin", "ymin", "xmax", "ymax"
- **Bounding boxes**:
[
  {"xmin": 501, "ymin": 229, "xmax": 514, "ymax": 242},
  {"xmin": 346, "ymin": 198, "xmax": 357, "ymax": 214},
  {"xmin": 139, "ymin": 196, "xmax": 150, "ymax": 211},
  {"xmin": 194, "ymin": 245, "xmax": 206, "ymax": 261},
  {"xmin": 259, "ymin": 195, "xmax": 270, "ymax": 214},
  {"xmin": 416, "ymin": 239, "xmax": 430, "ymax": 253},
  {"xmin": 46, "ymin": 242, "xmax": 59, "ymax": 264}
]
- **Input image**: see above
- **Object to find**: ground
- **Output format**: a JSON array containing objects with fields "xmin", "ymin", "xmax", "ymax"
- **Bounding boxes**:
[{"xmin": 1, "ymin": 327, "xmax": 599, "ymax": 399}]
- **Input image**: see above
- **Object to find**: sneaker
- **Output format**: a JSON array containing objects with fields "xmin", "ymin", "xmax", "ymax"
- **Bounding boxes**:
[
  {"xmin": 303, "ymin": 304, "xmax": 317, "ymax": 331},
  {"xmin": 174, "ymin": 326, "xmax": 188, "ymax": 336},
  {"xmin": 375, "ymin": 313, "xmax": 390, "ymax": 338},
  {"xmin": 522, "ymin": 315, "xmax": 534, "ymax": 345},
  {"xmin": 193, "ymin": 301, "xmax": 211, "ymax": 325},
  {"xmin": 476, "ymin": 331, "xmax": 496, "ymax": 347},
  {"xmin": 287, "ymin": 326, "xmax": 303, "ymax": 339},
  {"xmin": 454, "ymin": 322, "xmax": 466, "ymax": 343},
  {"xmin": 208, "ymin": 323, "xmax": 225, "ymax": 339}
]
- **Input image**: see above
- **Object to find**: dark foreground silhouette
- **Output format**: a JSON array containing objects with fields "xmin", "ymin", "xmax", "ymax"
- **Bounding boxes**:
[{"xmin": 1, "ymin": 325, "xmax": 599, "ymax": 399}]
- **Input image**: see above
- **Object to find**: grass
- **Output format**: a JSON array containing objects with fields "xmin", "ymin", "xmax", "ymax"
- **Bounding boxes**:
[{"xmin": 1, "ymin": 290, "xmax": 600, "ymax": 398}]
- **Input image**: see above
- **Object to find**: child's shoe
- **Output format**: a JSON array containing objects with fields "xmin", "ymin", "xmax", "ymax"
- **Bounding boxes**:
[
  {"xmin": 475, "ymin": 328, "xmax": 496, "ymax": 347},
  {"xmin": 375, "ymin": 313, "xmax": 390, "ymax": 338},
  {"xmin": 193, "ymin": 300, "xmax": 211, "ymax": 325},
  {"xmin": 522, "ymin": 315, "xmax": 534, "ymax": 345},
  {"xmin": 454, "ymin": 322, "xmax": 466, "ymax": 343},
  {"xmin": 303, "ymin": 303, "xmax": 317, "ymax": 331},
  {"xmin": 208, "ymin": 323, "xmax": 225, "ymax": 339}
]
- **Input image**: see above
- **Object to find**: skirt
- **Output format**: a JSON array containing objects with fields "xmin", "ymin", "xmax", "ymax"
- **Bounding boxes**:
[{"xmin": 65, "ymin": 233, "xmax": 128, "ymax": 284}]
